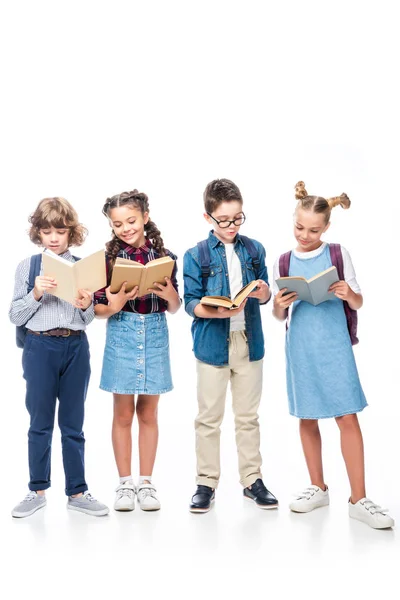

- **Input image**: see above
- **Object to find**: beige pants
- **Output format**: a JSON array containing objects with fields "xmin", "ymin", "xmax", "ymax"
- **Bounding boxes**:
[{"xmin": 195, "ymin": 331, "xmax": 263, "ymax": 488}]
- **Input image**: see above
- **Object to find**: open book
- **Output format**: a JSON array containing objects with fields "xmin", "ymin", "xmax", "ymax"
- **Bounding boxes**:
[
  {"xmin": 110, "ymin": 256, "xmax": 175, "ymax": 297},
  {"xmin": 42, "ymin": 249, "xmax": 107, "ymax": 305},
  {"xmin": 276, "ymin": 266, "xmax": 339, "ymax": 306},
  {"xmin": 200, "ymin": 280, "xmax": 258, "ymax": 310}
]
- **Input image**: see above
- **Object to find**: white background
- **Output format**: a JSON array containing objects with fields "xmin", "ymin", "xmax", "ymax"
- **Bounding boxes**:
[{"xmin": 1, "ymin": 1, "xmax": 399, "ymax": 597}]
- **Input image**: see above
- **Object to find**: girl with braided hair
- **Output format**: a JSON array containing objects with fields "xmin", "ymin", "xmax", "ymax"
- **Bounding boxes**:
[
  {"xmin": 272, "ymin": 181, "xmax": 394, "ymax": 529},
  {"xmin": 94, "ymin": 189, "xmax": 180, "ymax": 512}
]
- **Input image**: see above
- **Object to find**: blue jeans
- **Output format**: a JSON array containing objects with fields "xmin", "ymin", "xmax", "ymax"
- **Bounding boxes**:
[{"xmin": 22, "ymin": 332, "xmax": 91, "ymax": 496}]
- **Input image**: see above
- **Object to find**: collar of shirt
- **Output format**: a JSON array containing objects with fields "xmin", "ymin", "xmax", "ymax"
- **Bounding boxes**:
[
  {"xmin": 119, "ymin": 239, "xmax": 152, "ymax": 256},
  {"xmin": 208, "ymin": 230, "xmax": 244, "ymax": 249}
]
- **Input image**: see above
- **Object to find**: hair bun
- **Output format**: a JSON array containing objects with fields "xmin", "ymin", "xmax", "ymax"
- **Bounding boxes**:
[
  {"xmin": 327, "ymin": 193, "xmax": 351, "ymax": 210},
  {"xmin": 295, "ymin": 181, "xmax": 308, "ymax": 200}
]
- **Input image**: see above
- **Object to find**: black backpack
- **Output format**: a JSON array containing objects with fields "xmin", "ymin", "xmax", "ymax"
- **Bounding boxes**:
[
  {"xmin": 16, "ymin": 253, "xmax": 80, "ymax": 348},
  {"xmin": 197, "ymin": 235, "xmax": 261, "ymax": 291}
]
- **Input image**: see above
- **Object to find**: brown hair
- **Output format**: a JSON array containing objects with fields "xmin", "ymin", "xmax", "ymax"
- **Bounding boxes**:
[
  {"xmin": 203, "ymin": 178, "xmax": 243, "ymax": 213},
  {"xmin": 102, "ymin": 189, "xmax": 165, "ymax": 271},
  {"xmin": 29, "ymin": 197, "xmax": 87, "ymax": 246},
  {"xmin": 294, "ymin": 181, "xmax": 351, "ymax": 223}
]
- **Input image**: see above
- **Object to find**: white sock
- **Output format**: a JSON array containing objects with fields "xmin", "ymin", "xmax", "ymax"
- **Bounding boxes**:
[
  {"xmin": 120, "ymin": 475, "xmax": 134, "ymax": 484},
  {"xmin": 138, "ymin": 476, "xmax": 152, "ymax": 485}
]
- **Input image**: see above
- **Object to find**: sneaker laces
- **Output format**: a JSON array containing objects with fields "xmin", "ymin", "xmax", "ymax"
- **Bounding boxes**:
[
  {"xmin": 81, "ymin": 492, "xmax": 98, "ymax": 503},
  {"xmin": 116, "ymin": 484, "xmax": 135, "ymax": 499},
  {"xmin": 360, "ymin": 498, "xmax": 389, "ymax": 515},
  {"xmin": 22, "ymin": 491, "xmax": 39, "ymax": 503},
  {"xmin": 296, "ymin": 486, "xmax": 322, "ymax": 500},
  {"xmin": 138, "ymin": 484, "xmax": 157, "ymax": 499}
]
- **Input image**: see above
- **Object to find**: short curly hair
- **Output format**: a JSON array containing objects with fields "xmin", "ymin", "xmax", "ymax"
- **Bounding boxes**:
[{"xmin": 28, "ymin": 197, "xmax": 87, "ymax": 247}]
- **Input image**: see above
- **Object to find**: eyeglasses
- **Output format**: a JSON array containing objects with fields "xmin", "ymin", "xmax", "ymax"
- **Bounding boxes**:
[{"xmin": 207, "ymin": 212, "xmax": 246, "ymax": 229}]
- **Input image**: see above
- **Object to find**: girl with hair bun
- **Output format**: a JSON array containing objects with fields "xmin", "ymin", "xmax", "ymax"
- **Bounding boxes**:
[
  {"xmin": 94, "ymin": 189, "xmax": 180, "ymax": 512},
  {"xmin": 272, "ymin": 182, "xmax": 394, "ymax": 529}
]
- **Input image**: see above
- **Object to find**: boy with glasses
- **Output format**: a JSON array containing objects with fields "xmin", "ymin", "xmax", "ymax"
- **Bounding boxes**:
[{"xmin": 183, "ymin": 179, "xmax": 278, "ymax": 512}]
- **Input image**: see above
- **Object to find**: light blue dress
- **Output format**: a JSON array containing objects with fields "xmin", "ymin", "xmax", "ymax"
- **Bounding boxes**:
[{"xmin": 285, "ymin": 244, "xmax": 367, "ymax": 419}]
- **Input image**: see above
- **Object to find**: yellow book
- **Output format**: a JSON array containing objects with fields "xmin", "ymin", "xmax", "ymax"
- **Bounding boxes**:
[
  {"xmin": 110, "ymin": 256, "xmax": 175, "ymax": 297},
  {"xmin": 42, "ymin": 249, "xmax": 107, "ymax": 305},
  {"xmin": 200, "ymin": 280, "xmax": 258, "ymax": 310}
]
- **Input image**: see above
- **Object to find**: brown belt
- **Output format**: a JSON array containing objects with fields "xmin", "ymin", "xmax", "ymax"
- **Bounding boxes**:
[{"xmin": 27, "ymin": 328, "xmax": 82, "ymax": 338}]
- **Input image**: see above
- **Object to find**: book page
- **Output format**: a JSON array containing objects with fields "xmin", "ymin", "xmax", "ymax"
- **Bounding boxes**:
[
  {"xmin": 232, "ymin": 280, "xmax": 258, "ymax": 307},
  {"xmin": 42, "ymin": 252, "xmax": 75, "ymax": 304},
  {"xmin": 200, "ymin": 296, "xmax": 233, "ymax": 309},
  {"xmin": 74, "ymin": 250, "xmax": 107, "ymax": 296},
  {"xmin": 276, "ymin": 276, "xmax": 313, "ymax": 304},
  {"xmin": 110, "ymin": 262, "xmax": 144, "ymax": 293},
  {"xmin": 308, "ymin": 266, "xmax": 338, "ymax": 305},
  {"xmin": 43, "ymin": 250, "xmax": 107, "ymax": 305},
  {"xmin": 138, "ymin": 257, "xmax": 175, "ymax": 297}
]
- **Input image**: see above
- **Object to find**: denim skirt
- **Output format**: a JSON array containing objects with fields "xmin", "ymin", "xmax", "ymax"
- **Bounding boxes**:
[{"xmin": 100, "ymin": 311, "xmax": 173, "ymax": 395}]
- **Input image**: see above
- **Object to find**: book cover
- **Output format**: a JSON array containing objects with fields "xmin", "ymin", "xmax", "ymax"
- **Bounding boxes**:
[
  {"xmin": 110, "ymin": 256, "xmax": 175, "ymax": 297},
  {"xmin": 276, "ymin": 266, "xmax": 339, "ymax": 306},
  {"xmin": 200, "ymin": 280, "xmax": 258, "ymax": 309},
  {"xmin": 42, "ymin": 249, "xmax": 107, "ymax": 305}
]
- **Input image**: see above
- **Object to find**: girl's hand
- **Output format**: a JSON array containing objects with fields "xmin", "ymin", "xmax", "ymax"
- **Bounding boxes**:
[
  {"xmin": 33, "ymin": 276, "xmax": 58, "ymax": 301},
  {"xmin": 148, "ymin": 277, "xmax": 179, "ymax": 304},
  {"xmin": 105, "ymin": 282, "xmax": 139, "ymax": 314},
  {"xmin": 73, "ymin": 289, "xmax": 92, "ymax": 310},
  {"xmin": 329, "ymin": 281, "xmax": 352, "ymax": 301},
  {"xmin": 248, "ymin": 279, "xmax": 270, "ymax": 302},
  {"xmin": 217, "ymin": 298, "xmax": 247, "ymax": 318},
  {"xmin": 274, "ymin": 288, "xmax": 298, "ymax": 310}
]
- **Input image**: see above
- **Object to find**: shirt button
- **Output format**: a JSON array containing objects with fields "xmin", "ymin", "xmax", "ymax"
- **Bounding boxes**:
[
  {"xmin": 138, "ymin": 344, "xmax": 143, "ymax": 350},
  {"xmin": 138, "ymin": 359, "xmax": 144, "ymax": 364},
  {"xmin": 226, "ymin": 274, "xmax": 228, "ymax": 277},
  {"xmin": 138, "ymin": 374, "xmax": 143, "ymax": 379},
  {"xmin": 140, "ymin": 315, "xmax": 145, "ymax": 320},
  {"xmin": 138, "ymin": 330, "xmax": 143, "ymax": 334}
]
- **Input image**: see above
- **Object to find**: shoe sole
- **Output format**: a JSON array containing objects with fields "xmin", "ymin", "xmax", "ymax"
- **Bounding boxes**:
[
  {"xmin": 189, "ymin": 498, "xmax": 215, "ymax": 513},
  {"xmin": 67, "ymin": 505, "xmax": 109, "ymax": 516},
  {"xmin": 12, "ymin": 502, "xmax": 47, "ymax": 518},
  {"xmin": 139, "ymin": 505, "xmax": 161, "ymax": 511},
  {"xmin": 349, "ymin": 514, "xmax": 394, "ymax": 529},
  {"xmin": 243, "ymin": 496, "xmax": 279, "ymax": 510},
  {"xmin": 289, "ymin": 501, "xmax": 330, "ymax": 513},
  {"xmin": 114, "ymin": 506, "xmax": 135, "ymax": 512}
]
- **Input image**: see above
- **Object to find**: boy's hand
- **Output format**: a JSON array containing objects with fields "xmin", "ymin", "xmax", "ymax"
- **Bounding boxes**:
[
  {"xmin": 274, "ymin": 288, "xmax": 298, "ymax": 310},
  {"xmin": 248, "ymin": 280, "xmax": 270, "ymax": 302},
  {"xmin": 217, "ymin": 298, "xmax": 247, "ymax": 318},
  {"xmin": 329, "ymin": 281, "xmax": 352, "ymax": 301},
  {"xmin": 73, "ymin": 289, "xmax": 92, "ymax": 310},
  {"xmin": 105, "ymin": 282, "xmax": 139, "ymax": 314},
  {"xmin": 33, "ymin": 275, "xmax": 57, "ymax": 301}
]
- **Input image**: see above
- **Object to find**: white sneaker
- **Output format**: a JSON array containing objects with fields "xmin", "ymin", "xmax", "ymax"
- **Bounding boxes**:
[
  {"xmin": 289, "ymin": 485, "xmax": 330, "ymax": 513},
  {"xmin": 137, "ymin": 483, "xmax": 161, "ymax": 511},
  {"xmin": 349, "ymin": 497, "xmax": 395, "ymax": 529},
  {"xmin": 114, "ymin": 482, "xmax": 136, "ymax": 511}
]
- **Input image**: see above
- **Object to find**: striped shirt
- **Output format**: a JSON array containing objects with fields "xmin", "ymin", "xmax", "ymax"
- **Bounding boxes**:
[
  {"xmin": 9, "ymin": 250, "xmax": 95, "ymax": 331},
  {"xmin": 94, "ymin": 239, "xmax": 179, "ymax": 314}
]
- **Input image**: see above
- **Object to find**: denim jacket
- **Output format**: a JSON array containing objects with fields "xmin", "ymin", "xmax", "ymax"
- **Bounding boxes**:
[{"xmin": 183, "ymin": 231, "xmax": 270, "ymax": 366}]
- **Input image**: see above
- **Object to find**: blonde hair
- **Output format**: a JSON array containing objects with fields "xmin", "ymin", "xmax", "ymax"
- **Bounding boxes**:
[
  {"xmin": 29, "ymin": 197, "xmax": 87, "ymax": 246},
  {"xmin": 294, "ymin": 181, "xmax": 350, "ymax": 223}
]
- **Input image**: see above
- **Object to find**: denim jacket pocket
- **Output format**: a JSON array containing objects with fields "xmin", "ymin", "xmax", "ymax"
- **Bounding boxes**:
[{"xmin": 206, "ymin": 265, "xmax": 223, "ymax": 294}]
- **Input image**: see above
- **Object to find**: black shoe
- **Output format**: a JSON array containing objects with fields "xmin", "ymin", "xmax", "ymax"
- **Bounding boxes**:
[
  {"xmin": 243, "ymin": 479, "xmax": 278, "ymax": 509},
  {"xmin": 189, "ymin": 485, "xmax": 215, "ymax": 513}
]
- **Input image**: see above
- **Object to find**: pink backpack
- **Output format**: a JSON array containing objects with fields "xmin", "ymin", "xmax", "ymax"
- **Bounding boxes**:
[{"xmin": 278, "ymin": 243, "xmax": 359, "ymax": 345}]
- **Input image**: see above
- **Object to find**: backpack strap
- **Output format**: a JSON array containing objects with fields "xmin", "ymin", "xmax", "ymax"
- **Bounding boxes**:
[
  {"xmin": 329, "ymin": 243, "xmax": 344, "ymax": 280},
  {"xmin": 329, "ymin": 243, "xmax": 359, "ymax": 345},
  {"xmin": 279, "ymin": 251, "xmax": 292, "ymax": 278},
  {"xmin": 197, "ymin": 240, "xmax": 211, "ymax": 291},
  {"xmin": 240, "ymin": 235, "xmax": 260, "ymax": 278},
  {"xmin": 28, "ymin": 254, "xmax": 42, "ymax": 293},
  {"xmin": 278, "ymin": 251, "xmax": 292, "ymax": 329}
]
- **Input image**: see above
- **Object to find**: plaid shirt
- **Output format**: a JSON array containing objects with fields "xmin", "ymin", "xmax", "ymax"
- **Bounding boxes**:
[{"xmin": 94, "ymin": 239, "xmax": 179, "ymax": 314}]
